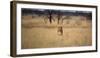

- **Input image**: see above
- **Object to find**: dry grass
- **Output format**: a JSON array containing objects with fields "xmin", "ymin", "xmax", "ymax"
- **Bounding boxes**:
[{"xmin": 21, "ymin": 15, "xmax": 92, "ymax": 49}]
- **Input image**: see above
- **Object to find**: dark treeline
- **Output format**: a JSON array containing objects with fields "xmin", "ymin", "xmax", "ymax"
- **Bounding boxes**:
[{"xmin": 21, "ymin": 8, "xmax": 92, "ymax": 17}]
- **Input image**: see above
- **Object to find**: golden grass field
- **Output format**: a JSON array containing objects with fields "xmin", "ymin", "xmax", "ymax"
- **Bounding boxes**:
[{"xmin": 21, "ymin": 15, "xmax": 92, "ymax": 49}]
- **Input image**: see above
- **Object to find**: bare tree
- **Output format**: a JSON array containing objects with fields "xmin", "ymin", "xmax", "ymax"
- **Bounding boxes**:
[
  {"xmin": 57, "ymin": 11, "xmax": 63, "ymax": 24},
  {"xmin": 44, "ymin": 10, "xmax": 55, "ymax": 24}
]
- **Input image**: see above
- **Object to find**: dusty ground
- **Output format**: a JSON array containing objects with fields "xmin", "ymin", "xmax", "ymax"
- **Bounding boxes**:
[{"xmin": 21, "ymin": 15, "xmax": 92, "ymax": 49}]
